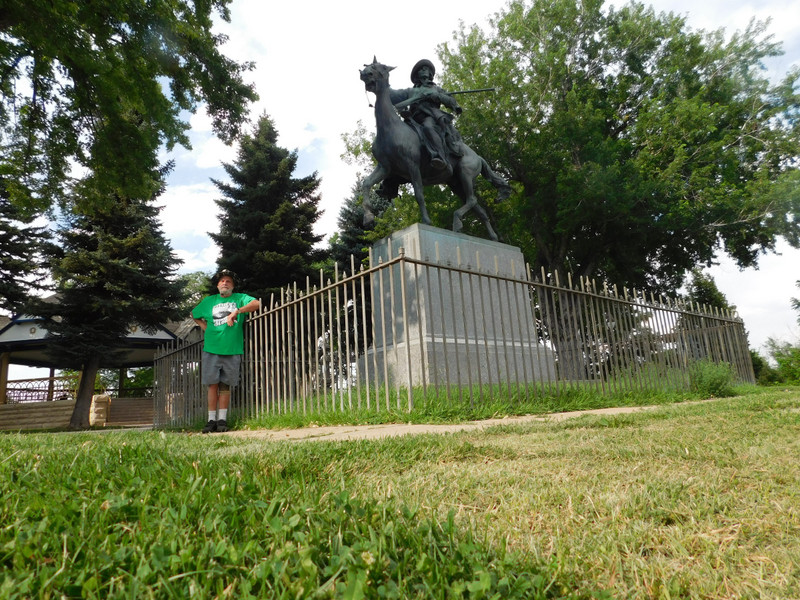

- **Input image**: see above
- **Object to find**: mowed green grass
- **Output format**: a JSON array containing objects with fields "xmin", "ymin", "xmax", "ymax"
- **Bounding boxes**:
[{"xmin": 1, "ymin": 388, "xmax": 799, "ymax": 599}]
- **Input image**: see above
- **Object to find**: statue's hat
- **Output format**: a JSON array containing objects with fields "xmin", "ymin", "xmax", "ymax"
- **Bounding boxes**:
[{"xmin": 410, "ymin": 59, "xmax": 435, "ymax": 84}]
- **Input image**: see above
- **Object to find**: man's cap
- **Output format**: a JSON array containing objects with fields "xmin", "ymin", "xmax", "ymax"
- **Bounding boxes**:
[
  {"xmin": 411, "ymin": 59, "xmax": 435, "ymax": 84},
  {"xmin": 214, "ymin": 269, "xmax": 237, "ymax": 285}
]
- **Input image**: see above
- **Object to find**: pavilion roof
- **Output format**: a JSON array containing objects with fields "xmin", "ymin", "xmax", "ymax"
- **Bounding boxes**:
[{"xmin": 0, "ymin": 313, "xmax": 177, "ymax": 369}]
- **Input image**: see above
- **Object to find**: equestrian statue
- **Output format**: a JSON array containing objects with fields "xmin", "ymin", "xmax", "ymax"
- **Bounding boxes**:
[{"xmin": 359, "ymin": 57, "xmax": 510, "ymax": 242}]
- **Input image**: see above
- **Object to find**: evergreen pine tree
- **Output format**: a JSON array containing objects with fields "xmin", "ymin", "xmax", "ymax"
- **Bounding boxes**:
[
  {"xmin": 329, "ymin": 180, "xmax": 393, "ymax": 273},
  {"xmin": 34, "ymin": 181, "xmax": 186, "ymax": 429},
  {"xmin": 211, "ymin": 115, "xmax": 325, "ymax": 302},
  {"xmin": 685, "ymin": 269, "xmax": 735, "ymax": 312},
  {"xmin": 0, "ymin": 192, "xmax": 50, "ymax": 313}
]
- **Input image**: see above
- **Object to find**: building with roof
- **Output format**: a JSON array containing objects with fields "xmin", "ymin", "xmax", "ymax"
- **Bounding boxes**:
[{"xmin": 0, "ymin": 311, "xmax": 178, "ymax": 403}]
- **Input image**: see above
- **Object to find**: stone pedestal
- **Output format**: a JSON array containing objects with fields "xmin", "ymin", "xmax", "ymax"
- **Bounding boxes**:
[{"xmin": 364, "ymin": 224, "xmax": 556, "ymax": 389}]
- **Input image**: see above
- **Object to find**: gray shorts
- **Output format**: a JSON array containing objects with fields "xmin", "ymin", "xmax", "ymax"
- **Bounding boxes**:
[{"xmin": 201, "ymin": 352, "xmax": 242, "ymax": 387}]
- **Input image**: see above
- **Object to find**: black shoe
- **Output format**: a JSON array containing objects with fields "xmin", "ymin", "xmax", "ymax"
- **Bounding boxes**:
[
  {"xmin": 216, "ymin": 419, "xmax": 228, "ymax": 433},
  {"xmin": 202, "ymin": 419, "xmax": 217, "ymax": 434}
]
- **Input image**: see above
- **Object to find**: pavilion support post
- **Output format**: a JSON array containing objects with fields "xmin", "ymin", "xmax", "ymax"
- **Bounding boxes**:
[
  {"xmin": 0, "ymin": 352, "xmax": 9, "ymax": 404},
  {"xmin": 47, "ymin": 367, "xmax": 55, "ymax": 401},
  {"xmin": 119, "ymin": 368, "xmax": 126, "ymax": 397}
]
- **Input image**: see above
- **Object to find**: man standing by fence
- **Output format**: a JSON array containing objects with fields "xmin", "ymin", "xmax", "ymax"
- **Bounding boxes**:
[{"xmin": 191, "ymin": 269, "xmax": 260, "ymax": 433}]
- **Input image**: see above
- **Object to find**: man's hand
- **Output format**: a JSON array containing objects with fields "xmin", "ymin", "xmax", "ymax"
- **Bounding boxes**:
[{"xmin": 225, "ymin": 299, "xmax": 259, "ymax": 327}]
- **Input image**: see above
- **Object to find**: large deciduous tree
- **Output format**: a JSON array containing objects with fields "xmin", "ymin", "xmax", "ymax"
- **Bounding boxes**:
[
  {"xmin": 432, "ymin": 0, "xmax": 800, "ymax": 378},
  {"xmin": 33, "ymin": 173, "xmax": 186, "ymax": 429},
  {"xmin": 211, "ymin": 115, "xmax": 326, "ymax": 303},
  {"xmin": 0, "ymin": 0, "xmax": 257, "ymax": 211},
  {"xmin": 439, "ymin": 0, "xmax": 800, "ymax": 293}
]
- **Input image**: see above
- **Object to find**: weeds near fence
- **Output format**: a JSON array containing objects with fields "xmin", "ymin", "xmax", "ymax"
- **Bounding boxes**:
[{"xmin": 689, "ymin": 358, "xmax": 736, "ymax": 397}]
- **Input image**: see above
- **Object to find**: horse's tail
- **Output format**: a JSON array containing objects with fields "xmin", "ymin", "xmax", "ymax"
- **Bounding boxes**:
[{"xmin": 480, "ymin": 158, "xmax": 512, "ymax": 201}]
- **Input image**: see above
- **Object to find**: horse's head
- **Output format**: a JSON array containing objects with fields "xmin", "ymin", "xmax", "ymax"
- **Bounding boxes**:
[{"xmin": 360, "ymin": 57, "xmax": 394, "ymax": 94}]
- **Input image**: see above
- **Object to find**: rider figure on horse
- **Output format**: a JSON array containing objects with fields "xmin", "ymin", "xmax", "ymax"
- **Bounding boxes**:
[{"xmin": 390, "ymin": 59, "xmax": 464, "ymax": 172}]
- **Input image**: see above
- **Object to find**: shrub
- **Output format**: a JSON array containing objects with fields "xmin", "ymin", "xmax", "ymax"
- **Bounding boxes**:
[
  {"xmin": 766, "ymin": 339, "xmax": 800, "ymax": 384},
  {"xmin": 751, "ymin": 350, "xmax": 780, "ymax": 385},
  {"xmin": 689, "ymin": 359, "xmax": 735, "ymax": 397}
]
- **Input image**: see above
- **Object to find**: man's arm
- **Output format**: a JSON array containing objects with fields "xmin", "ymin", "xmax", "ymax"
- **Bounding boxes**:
[
  {"xmin": 393, "ymin": 87, "xmax": 432, "ymax": 110},
  {"xmin": 225, "ymin": 298, "xmax": 262, "ymax": 326},
  {"xmin": 440, "ymin": 90, "xmax": 462, "ymax": 114},
  {"xmin": 239, "ymin": 298, "xmax": 262, "ymax": 314},
  {"xmin": 389, "ymin": 87, "xmax": 411, "ymax": 105},
  {"xmin": 192, "ymin": 317, "xmax": 207, "ymax": 331}
]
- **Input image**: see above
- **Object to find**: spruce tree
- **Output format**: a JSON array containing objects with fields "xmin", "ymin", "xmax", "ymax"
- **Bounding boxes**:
[
  {"xmin": 685, "ymin": 269, "xmax": 735, "ymax": 312},
  {"xmin": 0, "ymin": 194, "xmax": 50, "ymax": 313},
  {"xmin": 34, "ymin": 180, "xmax": 186, "ymax": 429},
  {"xmin": 329, "ymin": 180, "xmax": 394, "ymax": 273},
  {"xmin": 211, "ymin": 115, "xmax": 325, "ymax": 302}
]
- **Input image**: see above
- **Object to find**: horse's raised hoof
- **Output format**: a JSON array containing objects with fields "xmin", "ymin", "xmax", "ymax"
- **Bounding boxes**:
[{"xmin": 430, "ymin": 157, "xmax": 447, "ymax": 170}]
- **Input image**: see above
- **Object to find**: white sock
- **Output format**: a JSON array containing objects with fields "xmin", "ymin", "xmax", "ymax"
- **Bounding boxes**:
[
  {"xmin": 208, "ymin": 410, "xmax": 216, "ymax": 422},
  {"xmin": 218, "ymin": 408, "xmax": 228, "ymax": 421}
]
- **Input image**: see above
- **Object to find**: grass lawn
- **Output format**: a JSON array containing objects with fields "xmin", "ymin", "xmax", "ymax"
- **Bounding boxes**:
[{"xmin": 1, "ymin": 387, "xmax": 798, "ymax": 598}]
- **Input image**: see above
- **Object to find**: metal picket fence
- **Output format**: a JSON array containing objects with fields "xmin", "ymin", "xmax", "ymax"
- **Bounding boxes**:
[{"xmin": 154, "ymin": 249, "xmax": 754, "ymax": 428}]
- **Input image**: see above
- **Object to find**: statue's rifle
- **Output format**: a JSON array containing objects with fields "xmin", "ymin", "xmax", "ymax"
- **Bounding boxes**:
[
  {"xmin": 446, "ymin": 87, "xmax": 496, "ymax": 96},
  {"xmin": 395, "ymin": 87, "xmax": 496, "ymax": 112}
]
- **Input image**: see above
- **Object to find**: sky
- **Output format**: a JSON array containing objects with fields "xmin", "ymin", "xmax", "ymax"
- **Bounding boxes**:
[{"xmin": 7, "ymin": 0, "xmax": 799, "ymax": 380}]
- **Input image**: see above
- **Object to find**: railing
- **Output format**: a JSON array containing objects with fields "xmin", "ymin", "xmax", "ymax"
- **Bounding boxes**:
[
  {"xmin": 2, "ymin": 378, "xmax": 152, "ymax": 404},
  {"xmin": 154, "ymin": 250, "xmax": 754, "ymax": 428},
  {"xmin": 3, "ymin": 377, "xmax": 77, "ymax": 404}
]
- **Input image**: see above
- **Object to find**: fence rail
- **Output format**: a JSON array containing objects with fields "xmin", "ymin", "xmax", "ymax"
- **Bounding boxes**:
[
  {"xmin": 154, "ymin": 250, "xmax": 754, "ymax": 428},
  {"xmin": 3, "ymin": 377, "xmax": 76, "ymax": 404},
  {"xmin": 2, "ymin": 378, "xmax": 152, "ymax": 404}
]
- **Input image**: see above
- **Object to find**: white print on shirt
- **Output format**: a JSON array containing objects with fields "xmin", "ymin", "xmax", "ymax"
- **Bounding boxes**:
[{"xmin": 212, "ymin": 301, "xmax": 237, "ymax": 326}]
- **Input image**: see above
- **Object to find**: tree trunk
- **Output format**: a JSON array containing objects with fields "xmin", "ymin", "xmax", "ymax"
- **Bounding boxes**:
[{"xmin": 70, "ymin": 354, "xmax": 101, "ymax": 429}]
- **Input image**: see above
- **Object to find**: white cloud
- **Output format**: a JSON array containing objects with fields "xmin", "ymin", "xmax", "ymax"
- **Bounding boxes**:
[
  {"xmin": 188, "ymin": 108, "xmax": 215, "ymax": 132},
  {"xmin": 157, "ymin": 182, "xmax": 220, "ymax": 238},
  {"xmin": 191, "ymin": 134, "xmax": 237, "ymax": 170},
  {"xmin": 174, "ymin": 245, "xmax": 219, "ymax": 274},
  {"xmin": 709, "ymin": 240, "xmax": 800, "ymax": 351}
]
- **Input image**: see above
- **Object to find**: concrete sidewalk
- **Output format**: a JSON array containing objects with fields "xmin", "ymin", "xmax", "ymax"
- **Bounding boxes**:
[{"xmin": 225, "ymin": 403, "xmax": 672, "ymax": 443}]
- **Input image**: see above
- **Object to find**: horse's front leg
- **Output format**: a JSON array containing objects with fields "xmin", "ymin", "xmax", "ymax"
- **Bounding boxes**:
[
  {"xmin": 361, "ymin": 164, "xmax": 388, "ymax": 226},
  {"xmin": 410, "ymin": 169, "xmax": 432, "ymax": 226}
]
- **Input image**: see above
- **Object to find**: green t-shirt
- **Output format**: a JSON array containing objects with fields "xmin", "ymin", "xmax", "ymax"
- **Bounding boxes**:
[{"xmin": 191, "ymin": 292, "xmax": 256, "ymax": 355}]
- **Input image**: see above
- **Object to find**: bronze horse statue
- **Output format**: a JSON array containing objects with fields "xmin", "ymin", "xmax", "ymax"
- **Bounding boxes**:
[{"xmin": 359, "ymin": 58, "xmax": 510, "ymax": 241}]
